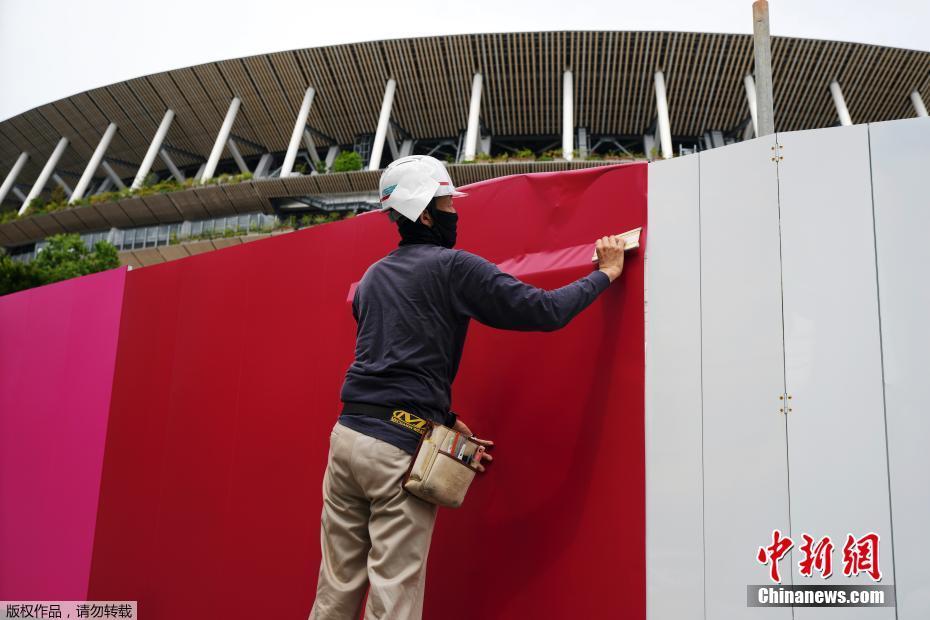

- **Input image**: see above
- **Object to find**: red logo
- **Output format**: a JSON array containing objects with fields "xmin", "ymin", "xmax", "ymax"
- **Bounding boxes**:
[
  {"xmin": 799, "ymin": 534, "xmax": 834, "ymax": 578},
  {"xmin": 757, "ymin": 530, "xmax": 882, "ymax": 583},
  {"xmin": 842, "ymin": 533, "xmax": 882, "ymax": 581},
  {"xmin": 757, "ymin": 529, "xmax": 793, "ymax": 583}
]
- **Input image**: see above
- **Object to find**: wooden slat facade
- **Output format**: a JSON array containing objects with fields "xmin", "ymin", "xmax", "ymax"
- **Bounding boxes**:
[
  {"xmin": 1, "ymin": 31, "xmax": 928, "ymax": 200},
  {"xmin": 1, "ymin": 160, "xmax": 635, "ymax": 247}
]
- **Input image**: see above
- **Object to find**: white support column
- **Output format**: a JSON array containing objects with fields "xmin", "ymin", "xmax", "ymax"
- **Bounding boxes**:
[
  {"xmin": 201, "ymin": 97, "xmax": 241, "ymax": 182},
  {"xmin": 0, "ymin": 152, "xmax": 28, "ymax": 205},
  {"xmin": 52, "ymin": 174, "xmax": 72, "ymax": 196},
  {"xmin": 743, "ymin": 74, "xmax": 759, "ymax": 138},
  {"xmin": 463, "ymin": 72, "xmax": 483, "ymax": 162},
  {"xmin": 829, "ymin": 80, "xmax": 853, "ymax": 126},
  {"xmin": 71, "ymin": 122, "xmax": 118, "ymax": 202},
  {"xmin": 643, "ymin": 134, "xmax": 657, "ymax": 162},
  {"xmin": 911, "ymin": 90, "xmax": 929, "ymax": 117},
  {"xmin": 227, "ymin": 138, "xmax": 249, "ymax": 173},
  {"xmin": 21, "ymin": 137, "xmax": 68, "ymax": 215},
  {"xmin": 254, "ymin": 153, "xmax": 274, "ymax": 178},
  {"xmin": 101, "ymin": 161, "xmax": 126, "ymax": 190},
  {"xmin": 12, "ymin": 187, "xmax": 27, "ymax": 202},
  {"xmin": 479, "ymin": 135, "xmax": 491, "ymax": 156},
  {"xmin": 368, "ymin": 79, "xmax": 397, "ymax": 171},
  {"xmin": 132, "ymin": 110, "xmax": 175, "ymax": 189},
  {"xmin": 94, "ymin": 177, "xmax": 113, "ymax": 195},
  {"xmin": 281, "ymin": 86, "xmax": 316, "ymax": 176},
  {"xmin": 325, "ymin": 146, "xmax": 339, "ymax": 171},
  {"xmin": 577, "ymin": 127, "xmax": 588, "ymax": 159},
  {"xmin": 159, "ymin": 149, "xmax": 186, "ymax": 182},
  {"xmin": 654, "ymin": 71, "xmax": 673, "ymax": 160},
  {"xmin": 302, "ymin": 130, "xmax": 320, "ymax": 164},
  {"xmin": 386, "ymin": 125, "xmax": 400, "ymax": 160},
  {"xmin": 562, "ymin": 70, "xmax": 574, "ymax": 160}
]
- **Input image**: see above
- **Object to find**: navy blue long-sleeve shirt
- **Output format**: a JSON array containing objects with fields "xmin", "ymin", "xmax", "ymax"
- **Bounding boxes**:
[{"xmin": 338, "ymin": 243, "xmax": 611, "ymax": 454}]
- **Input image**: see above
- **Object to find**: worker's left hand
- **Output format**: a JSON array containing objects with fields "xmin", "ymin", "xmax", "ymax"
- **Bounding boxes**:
[{"xmin": 452, "ymin": 418, "xmax": 495, "ymax": 472}]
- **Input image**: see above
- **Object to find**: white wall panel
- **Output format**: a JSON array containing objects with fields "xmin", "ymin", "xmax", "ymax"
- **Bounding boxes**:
[
  {"xmin": 700, "ymin": 135, "xmax": 792, "ymax": 619},
  {"xmin": 645, "ymin": 154, "xmax": 704, "ymax": 620},
  {"xmin": 776, "ymin": 125, "xmax": 895, "ymax": 619},
  {"xmin": 868, "ymin": 116, "xmax": 930, "ymax": 619}
]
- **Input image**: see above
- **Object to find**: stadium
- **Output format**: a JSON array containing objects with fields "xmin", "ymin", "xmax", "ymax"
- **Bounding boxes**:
[{"xmin": 1, "ymin": 30, "xmax": 928, "ymax": 266}]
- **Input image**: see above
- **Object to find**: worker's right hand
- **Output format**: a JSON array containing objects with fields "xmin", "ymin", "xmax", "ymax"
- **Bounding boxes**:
[
  {"xmin": 472, "ymin": 445, "xmax": 493, "ymax": 473},
  {"xmin": 596, "ymin": 235, "xmax": 625, "ymax": 282},
  {"xmin": 453, "ymin": 418, "xmax": 494, "ymax": 472}
]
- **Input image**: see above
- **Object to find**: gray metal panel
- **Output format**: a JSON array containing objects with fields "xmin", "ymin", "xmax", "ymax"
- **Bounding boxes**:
[
  {"xmin": 645, "ymin": 154, "xmax": 704, "ymax": 620},
  {"xmin": 139, "ymin": 194, "xmax": 183, "ymax": 222},
  {"xmin": 193, "ymin": 186, "xmax": 237, "ymax": 218},
  {"xmin": 71, "ymin": 205, "xmax": 109, "ymax": 232},
  {"xmin": 118, "ymin": 198, "xmax": 158, "ymax": 228},
  {"xmin": 776, "ymin": 125, "xmax": 895, "ymax": 618},
  {"xmin": 167, "ymin": 190, "xmax": 209, "ymax": 221},
  {"xmin": 48, "ymin": 208, "xmax": 90, "ymax": 233},
  {"xmin": 868, "ymin": 116, "xmax": 930, "ymax": 619},
  {"xmin": 700, "ymin": 135, "xmax": 791, "ymax": 619},
  {"xmin": 97, "ymin": 202, "xmax": 135, "ymax": 229},
  {"xmin": 29, "ymin": 213, "xmax": 65, "ymax": 238}
]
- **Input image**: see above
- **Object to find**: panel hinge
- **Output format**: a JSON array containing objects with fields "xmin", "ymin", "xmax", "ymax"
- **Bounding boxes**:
[
  {"xmin": 778, "ymin": 392, "xmax": 793, "ymax": 414},
  {"xmin": 770, "ymin": 144, "xmax": 784, "ymax": 163}
]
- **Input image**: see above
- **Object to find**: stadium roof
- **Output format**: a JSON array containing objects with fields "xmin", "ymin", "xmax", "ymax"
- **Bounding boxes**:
[
  {"xmin": 1, "ymin": 31, "xmax": 927, "ymax": 187},
  {"xmin": 3, "ymin": 0, "xmax": 930, "ymax": 122}
]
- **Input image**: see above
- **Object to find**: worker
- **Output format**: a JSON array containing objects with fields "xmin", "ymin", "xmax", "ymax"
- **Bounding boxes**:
[{"xmin": 308, "ymin": 154, "xmax": 626, "ymax": 620}]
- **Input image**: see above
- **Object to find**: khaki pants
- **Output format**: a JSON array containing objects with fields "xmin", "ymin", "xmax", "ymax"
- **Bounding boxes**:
[{"xmin": 309, "ymin": 421, "xmax": 439, "ymax": 620}]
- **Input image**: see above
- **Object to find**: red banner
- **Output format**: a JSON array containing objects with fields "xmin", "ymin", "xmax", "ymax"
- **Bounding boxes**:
[{"xmin": 5, "ymin": 162, "xmax": 646, "ymax": 618}]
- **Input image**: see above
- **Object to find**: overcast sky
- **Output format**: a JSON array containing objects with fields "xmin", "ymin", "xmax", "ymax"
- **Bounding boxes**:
[{"xmin": 1, "ymin": 0, "xmax": 928, "ymax": 122}]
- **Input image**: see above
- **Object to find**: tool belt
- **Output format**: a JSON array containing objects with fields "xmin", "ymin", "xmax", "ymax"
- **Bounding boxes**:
[
  {"xmin": 340, "ymin": 401, "xmax": 483, "ymax": 509},
  {"xmin": 341, "ymin": 401, "xmax": 433, "ymax": 436}
]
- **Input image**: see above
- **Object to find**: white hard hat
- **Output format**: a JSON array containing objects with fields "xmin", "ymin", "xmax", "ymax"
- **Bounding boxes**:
[{"xmin": 378, "ymin": 155, "xmax": 467, "ymax": 222}]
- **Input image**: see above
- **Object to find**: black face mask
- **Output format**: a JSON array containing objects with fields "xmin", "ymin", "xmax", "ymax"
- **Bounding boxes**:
[
  {"xmin": 428, "ymin": 205, "xmax": 458, "ymax": 248},
  {"xmin": 397, "ymin": 201, "xmax": 458, "ymax": 248}
]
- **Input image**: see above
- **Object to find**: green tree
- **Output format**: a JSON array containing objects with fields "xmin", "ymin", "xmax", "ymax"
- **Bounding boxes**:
[
  {"xmin": 32, "ymin": 234, "xmax": 119, "ymax": 284},
  {"xmin": 48, "ymin": 185, "xmax": 67, "ymax": 209},
  {"xmin": 332, "ymin": 150, "xmax": 363, "ymax": 172},
  {"xmin": 0, "ymin": 254, "xmax": 45, "ymax": 296}
]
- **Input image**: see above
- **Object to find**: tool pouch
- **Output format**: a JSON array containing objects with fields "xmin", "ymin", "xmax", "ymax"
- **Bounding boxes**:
[{"xmin": 402, "ymin": 423, "xmax": 482, "ymax": 508}]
